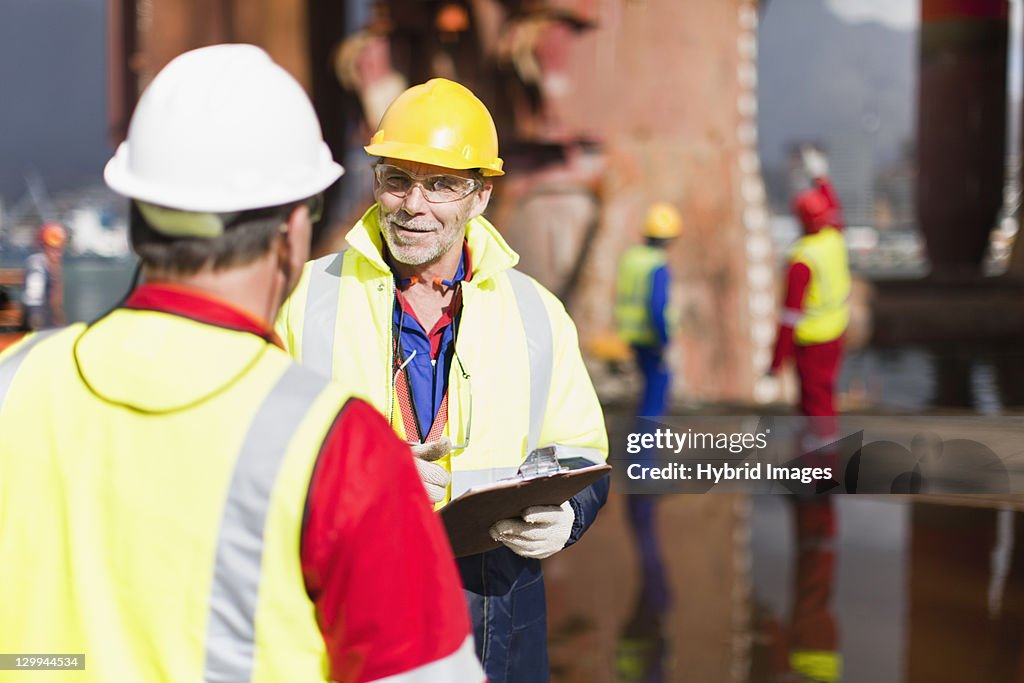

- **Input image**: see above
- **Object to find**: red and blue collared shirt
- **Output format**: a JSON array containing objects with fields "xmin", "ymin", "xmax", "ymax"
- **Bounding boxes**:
[{"xmin": 390, "ymin": 244, "xmax": 470, "ymax": 441}]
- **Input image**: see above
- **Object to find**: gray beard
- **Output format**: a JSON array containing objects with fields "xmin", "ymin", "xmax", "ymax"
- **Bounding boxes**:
[{"xmin": 382, "ymin": 225, "xmax": 461, "ymax": 266}]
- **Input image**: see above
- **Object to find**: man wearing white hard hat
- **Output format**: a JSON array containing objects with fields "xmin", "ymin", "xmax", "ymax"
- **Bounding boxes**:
[{"xmin": 0, "ymin": 44, "xmax": 482, "ymax": 683}]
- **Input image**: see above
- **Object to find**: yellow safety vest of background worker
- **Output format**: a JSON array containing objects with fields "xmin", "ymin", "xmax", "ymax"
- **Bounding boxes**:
[
  {"xmin": 788, "ymin": 228, "xmax": 850, "ymax": 345},
  {"xmin": 614, "ymin": 202, "xmax": 682, "ymax": 349},
  {"xmin": 0, "ymin": 45, "xmax": 482, "ymax": 683},
  {"xmin": 277, "ymin": 78, "xmax": 609, "ymax": 683}
]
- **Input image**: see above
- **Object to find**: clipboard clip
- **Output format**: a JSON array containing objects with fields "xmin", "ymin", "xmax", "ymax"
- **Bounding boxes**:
[{"xmin": 517, "ymin": 446, "xmax": 564, "ymax": 478}]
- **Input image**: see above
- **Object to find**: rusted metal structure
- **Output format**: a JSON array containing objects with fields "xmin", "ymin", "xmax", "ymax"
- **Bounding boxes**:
[
  {"xmin": 106, "ymin": 4, "xmax": 765, "ymax": 681},
  {"xmin": 108, "ymin": 0, "xmax": 771, "ymax": 404},
  {"xmin": 918, "ymin": 0, "xmax": 1009, "ymax": 276}
]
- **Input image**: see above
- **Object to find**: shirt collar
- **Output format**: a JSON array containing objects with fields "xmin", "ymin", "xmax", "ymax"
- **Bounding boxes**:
[
  {"xmin": 123, "ymin": 283, "xmax": 283, "ymax": 348},
  {"xmin": 345, "ymin": 203, "xmax": 517, "ymax": 283},
  {"xmin": 389, "ymin": 241, "xmax": 472, "ymax": 290}
]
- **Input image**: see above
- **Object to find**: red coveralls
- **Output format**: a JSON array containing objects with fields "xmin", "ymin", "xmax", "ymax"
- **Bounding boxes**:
[{"xmin": 769, "ymin": 178, "xmax": 845, "ymax": 680}]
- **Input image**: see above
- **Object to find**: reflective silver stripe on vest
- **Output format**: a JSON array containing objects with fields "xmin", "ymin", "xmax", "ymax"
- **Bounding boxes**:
[
  {"xmin": 301, "ymin": 251, "xmax": 345, "ymax": 377},
  {"xmin": 506, "ymin": 269, "xmax": 553, "ymax": 454},
  {"xmin": 203, "ymin": 364, "xmax": 330, "ymax": 682},
  {"xmin": 451, "ymin": 466, "xmax": 522, "ymax": 499},
  {"xmin": 373, "ymin": 635, "xmax": 483, "ymax": 682},
  {"xmin": 0, "ymin": 330, "xmax": 59, "ymax": 414},
  {"xmin": 781, "ymin": 308, "xmax": 804, "ymax": 326}
]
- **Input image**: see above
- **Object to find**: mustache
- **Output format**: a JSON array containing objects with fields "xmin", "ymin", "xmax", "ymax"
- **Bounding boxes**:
[{"xmin": 387, "ymin": 214, "xmax": 442, "ymax": 231}]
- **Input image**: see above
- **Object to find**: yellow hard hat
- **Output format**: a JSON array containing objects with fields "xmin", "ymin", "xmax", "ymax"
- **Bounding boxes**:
[
  {"xmin": 364, "ymin": 78, "xmax": 504, "ymax": 176},
  {"xmin": 644, "ymin": 202, "xmax": 682, "ymax": 239}
]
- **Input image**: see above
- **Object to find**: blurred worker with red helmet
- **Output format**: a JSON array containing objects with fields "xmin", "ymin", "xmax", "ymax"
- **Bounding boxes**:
[
  {"xmin": 767, "ymin": 146, "xmax": 850, "ymax": 683},
  {"xmin": 21, "ymin": 220, "xmax": 68, "ymax": 330},
  {"xmin": 769, "ymin": 146, "xmax": 849, "ymax": 413}
]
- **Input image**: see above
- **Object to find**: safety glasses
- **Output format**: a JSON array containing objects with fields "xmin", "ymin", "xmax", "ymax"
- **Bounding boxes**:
[
  {"xmin": 306, "ymin": 194, "xmax": 324, "ymax": 223},
  {"xmin": 374, "ymin": 164, "xmax": 482, "ymax": 204}
]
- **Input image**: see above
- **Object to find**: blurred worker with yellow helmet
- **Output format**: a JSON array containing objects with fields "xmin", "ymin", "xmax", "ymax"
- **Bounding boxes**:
[
  {"xmin": 615, "ymin": 202, "xmax": 683, "ymax": 353},
  {"xmin": 277, "ymin": 77, "xmax": 609, "ymax": 683},
  {"xmin": 641, "ymin": 201, "xmax": 683, "ymax": 239},
  {"xmin": 612, "ymin": 201, "xmax": 683, "ymax": 680}
]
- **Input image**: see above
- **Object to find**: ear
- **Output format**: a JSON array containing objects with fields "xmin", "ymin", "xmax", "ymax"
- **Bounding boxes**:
[
  {"xmin": 466, "ymin": 180, "xmax": 493, "ymax": 221},
  {"xmin": 282, "ymin": 204, "xmax": 313, "ymax": 269}
]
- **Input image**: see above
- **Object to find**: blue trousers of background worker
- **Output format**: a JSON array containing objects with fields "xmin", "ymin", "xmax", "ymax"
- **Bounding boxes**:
[{"xmin": 620, "ymin": 344, "xmax": 672, "ymax": 683}]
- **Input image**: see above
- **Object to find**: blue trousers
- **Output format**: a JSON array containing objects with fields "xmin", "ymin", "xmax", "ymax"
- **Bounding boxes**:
[
  {"xmin": 634, "ymin": 345, "xmax": 671, "ymax": 417},
  {"xmin": 628, "ymin": 344, "xmax": 672, "ymax": 620}
]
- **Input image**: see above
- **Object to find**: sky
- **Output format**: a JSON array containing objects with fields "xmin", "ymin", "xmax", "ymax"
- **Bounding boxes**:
[
  {"xmin": 822, "ymin": 0, "xmax": 1021, "ymax": 97},
  {"xmin": 0, "ymin": 0, "xmax": 109, "ymax": 205}
]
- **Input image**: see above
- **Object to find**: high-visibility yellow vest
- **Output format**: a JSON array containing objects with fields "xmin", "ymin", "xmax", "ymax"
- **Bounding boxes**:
[
  {"xmin": 276, "ymin": 205, "xmax": 608, "ymax": 507},
  {"xmin": 614, "ymin": 244, "xmax": 676, "ymax": 346},
  {"xmin": 0, "ymin": 311, "xmax": 346, "ymax": 682},
  {"xmin": 789, "ymin": 227, "xmax": 850, "ymax": 345}
]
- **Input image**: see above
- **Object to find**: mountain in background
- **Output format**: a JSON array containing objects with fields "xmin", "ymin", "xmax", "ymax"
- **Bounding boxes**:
[
  {"xmin": 757, "ymin": 0, "xmax": 917, "ymax": 210},
  {"xmin": 0, "ymin": 0, "xmax": 918, "ymax": 215},
  {"xmin": 0, "ymin": 0, "xmax": 109, "ymax": 206}
]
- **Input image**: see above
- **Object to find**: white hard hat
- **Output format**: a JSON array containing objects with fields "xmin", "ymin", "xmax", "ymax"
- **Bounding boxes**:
[{"xmin": 105, "ymin": 44, "xmax": 343, "ymax": 213}]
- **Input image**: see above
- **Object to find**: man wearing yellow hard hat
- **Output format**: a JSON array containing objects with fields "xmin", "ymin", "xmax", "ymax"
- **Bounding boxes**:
[
  {"xmin": 0, "ymin": 45, "xmax": 483, "ymax": 683},
  {"xmin": 612, "ymin": 201, "xmax": 683, "ymax": 680},
  {"xmin": 277, "ymin": 78, "xmax": 609, "ymax": 683}
]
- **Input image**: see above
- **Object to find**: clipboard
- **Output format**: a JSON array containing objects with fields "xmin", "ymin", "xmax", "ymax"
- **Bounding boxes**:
[{"xmin": 441, "ymin": 461, "xmax": 611, "ymax": 557}]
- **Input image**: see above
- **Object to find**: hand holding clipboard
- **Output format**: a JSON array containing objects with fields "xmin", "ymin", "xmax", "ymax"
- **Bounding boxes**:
[{"xmin": 440, "ymin": 446, "xmax": 611, "ymax": 557}]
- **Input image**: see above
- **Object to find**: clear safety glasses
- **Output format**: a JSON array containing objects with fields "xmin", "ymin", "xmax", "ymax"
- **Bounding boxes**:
[
  {"xmin": 374, "ymin": 164, "xmax": 482, "ymax": 204},
  {"xmin": 306, "ymin": 194, "xmax": 324, "ymax": 223}
]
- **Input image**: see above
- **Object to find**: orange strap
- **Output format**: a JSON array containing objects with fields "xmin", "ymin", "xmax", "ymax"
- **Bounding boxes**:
[{"xmin": 393, "ymin": 349, "xmax": 449, "ymax": 444}]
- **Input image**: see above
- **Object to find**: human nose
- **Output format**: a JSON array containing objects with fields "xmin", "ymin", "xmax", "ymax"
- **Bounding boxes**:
[{"xmin": 401, "ymin": 182, "xmax": 429, "ymax": 213}]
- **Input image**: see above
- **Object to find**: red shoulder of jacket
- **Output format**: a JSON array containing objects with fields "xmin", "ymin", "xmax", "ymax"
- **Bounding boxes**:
[{"xmin": 302, "ymin": 397, "xmax": 477, "ymax": 682}]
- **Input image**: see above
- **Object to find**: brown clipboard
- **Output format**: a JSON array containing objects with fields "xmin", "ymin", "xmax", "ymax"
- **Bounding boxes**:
[{"xmin": 440, "ymin": 464, "xmax": 611, "ymax": 557}]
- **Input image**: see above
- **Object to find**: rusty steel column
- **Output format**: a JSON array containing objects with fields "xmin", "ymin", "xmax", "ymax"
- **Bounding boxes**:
[
  {"xmin": 107, "ymin": 0, "xmax": 138, "ymax": 145},
  {"xmin": 918, "ymin": 0, "xmax": 1009, "ymax": 275},
  {"xmin": 906, "ymin": 503, "xmax": 991, "ymax": 682},
  {"xmin": 131, "ymin": 0, "xmax": 310, "ymax": 91},
  {"xmin": 490, "ymin": 0, "xmax": 767, "ymax": 403}
]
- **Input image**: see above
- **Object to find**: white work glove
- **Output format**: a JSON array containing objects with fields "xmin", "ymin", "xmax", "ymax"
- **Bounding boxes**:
[
  {"xmin": 801, "ymin": 146, "xmax": 829, "ymax": 180},
  {"xmin": 489, "ymin": 501, "xmax": 575, "ymax": 560},
  {"xmin": 410, "ymin": 437, "xmax": 452, "ymax": 504}
]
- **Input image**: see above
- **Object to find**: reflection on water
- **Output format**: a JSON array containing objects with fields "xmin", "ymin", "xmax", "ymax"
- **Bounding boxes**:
[
  {"xmin": 748, "ymin": 345, "xmax": 1024, "ymax": 683},
  {"xmin": 841, "ymin": 344, "xmax": 1024, "ymax": 414},
  {"xmin": 751, "ymin": 496, "xmax": 909, "ymax": 682}
]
